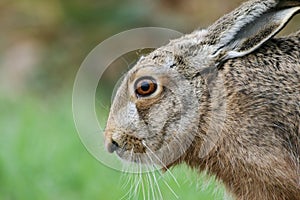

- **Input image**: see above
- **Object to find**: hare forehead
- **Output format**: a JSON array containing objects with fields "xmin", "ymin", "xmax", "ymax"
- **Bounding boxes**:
[
  {"xmin": 138, "ymin": 51, "xmax": 175, "ymax": 67},
  {"xmin": 131, "ymin": 29, "xmax": 215, "ymax": 73}
]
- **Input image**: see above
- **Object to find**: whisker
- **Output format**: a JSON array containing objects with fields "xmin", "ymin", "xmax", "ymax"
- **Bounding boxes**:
[
  {"xmin": 130, "ymin": 149, "xmax": 139, "ymax": 199},
  {"xmin": 145, "ymin": 163, "xmax": 151, "ymax": 200},
  {"xmin": 145, "ymin": 159, "xmax": 156, "ymax": 200},
  {"xmin": 142, "ymin": 140, "xmax": 180, "ymax": 187},
  {"xmin": 119, "ymin": 175, "xmax": 131, "ymax": 200},
  {"xmin": 148, "ymin": 153, "xmax": 180, "ymax": 199},
  {"xmin": 120, "ymin": 169, "xmax": 135, "ymax": 200},
  {"xmin": 133, "ymin": 172, "xmax": 141, "ymax": 199},
  {"xmin": 144, "ymin": 154, "xmax": 163, "ymax": 200},
  {"xmin": 120, "ymin": 149, "xmax": 137, "ymax": 200},
  {"xmin": 120, "ymin": 166, "xmax": 131, "ymax": 189},
  {"xmin": 138, "ymin": 157, "xmax": 146, "ymax": 200},
  {"xmin": 129, "ymin": 169, "xmax": 138, "ymax": 200},
  {"xmin": 149, "ymin": 165, "xmax": 163, "ymax": 200}
]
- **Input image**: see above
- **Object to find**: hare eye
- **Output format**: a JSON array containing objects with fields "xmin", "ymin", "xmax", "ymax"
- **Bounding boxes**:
[{"xmin": 134, "ymin": 77, "xmax": 157, "ymax": 98}]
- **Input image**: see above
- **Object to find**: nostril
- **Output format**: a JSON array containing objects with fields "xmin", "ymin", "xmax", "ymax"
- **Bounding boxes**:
[
  {"xmin": 112, "ymin": 140, "xmax": 119, "ymax": 148},
  {"xmin": 107, "ymin": 140, "xmax": 120, "ymax": 153}
]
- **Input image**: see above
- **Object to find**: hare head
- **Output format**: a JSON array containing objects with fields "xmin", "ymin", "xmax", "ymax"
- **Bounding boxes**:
[
  {"xmin": 104, "ymin": 50, "xmax": 201, "ymax": 166},
  {"xmin": 104, "ymin": 0, "xmax": 300, "ymax": 168}
]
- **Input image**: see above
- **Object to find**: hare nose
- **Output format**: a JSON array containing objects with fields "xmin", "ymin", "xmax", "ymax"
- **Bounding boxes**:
[
  {"xmin": 106, "ymin": 139, "xmax": 120, "ymax": 153},
  {"xmin": 104, "ymin": 122, "xmax": 119, "ymax": 153}
]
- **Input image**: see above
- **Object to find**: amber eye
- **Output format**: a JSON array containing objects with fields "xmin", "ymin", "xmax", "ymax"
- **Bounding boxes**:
[{"xmin": 134, "ymin": 77, "xmax": 157, "ymax": 97}]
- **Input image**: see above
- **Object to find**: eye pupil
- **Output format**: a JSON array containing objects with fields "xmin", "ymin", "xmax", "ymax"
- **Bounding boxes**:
[{"xmin": 140, "ymin": 82, "xmax": 150, "ymax": 92}]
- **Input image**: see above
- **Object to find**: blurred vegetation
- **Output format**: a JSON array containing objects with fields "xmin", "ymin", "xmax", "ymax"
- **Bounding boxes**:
[
  {"xmin": 0, "ymin": 0, "xmax": 299, "ymax": 199},
  {"xmin": 0, "ymin": 96, "xmax": 223, "ymax": 199}
]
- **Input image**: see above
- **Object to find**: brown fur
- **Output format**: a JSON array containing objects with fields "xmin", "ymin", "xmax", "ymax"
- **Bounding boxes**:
[
  {"xmin": 177, "ymin": 34, "xmax": 300, "ymax": 200},
  {"xmin": 104, "ymin": 1, "xmax": 300, "ymax": 199}
]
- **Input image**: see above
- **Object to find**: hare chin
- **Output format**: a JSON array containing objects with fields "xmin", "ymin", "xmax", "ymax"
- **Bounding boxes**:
[
  {"xmin": 114, "ymin": 148, "xmax": 144, "ymax": 163},
  {"xmin": 114, "ymin": 148, "xmax": 155, "ymax": 164}
]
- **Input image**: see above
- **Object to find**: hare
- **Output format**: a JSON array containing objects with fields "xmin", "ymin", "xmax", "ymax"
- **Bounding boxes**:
[{"xmin": 104, "ymin": 0, "xmax": 300, "ymax": 199}]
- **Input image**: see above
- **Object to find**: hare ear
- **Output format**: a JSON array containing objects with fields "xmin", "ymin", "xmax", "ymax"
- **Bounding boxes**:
[{"xmin": 207, "ymin": 0, "xmax": 300, "ymax": 65}]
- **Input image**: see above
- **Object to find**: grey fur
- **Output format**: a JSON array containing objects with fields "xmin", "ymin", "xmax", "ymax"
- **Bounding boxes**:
[{"xmin": 104, "ymin": 0, "xmax": 300, "ymax": 199}]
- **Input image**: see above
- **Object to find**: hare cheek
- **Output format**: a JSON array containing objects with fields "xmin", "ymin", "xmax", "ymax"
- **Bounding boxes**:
[
  {"xmin": 126, "ymin": 102, "xmax": 139, "ymax": 120},
  {"xmin": 123, "ymin": 102, "xmax": 150, "ymax": 137},
  {"xmin": 117, "ymin": 102, "xmax": 140, "ymax": 129}
]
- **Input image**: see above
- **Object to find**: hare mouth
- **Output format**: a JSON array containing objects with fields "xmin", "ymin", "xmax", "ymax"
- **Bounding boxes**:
[
  {"xmin": 112, "ymin": 138, "xmax": 147, "ymax": 162},
  {"xmin": 108, "ymin": 134, "xmax": 170, "ymax": 166},
  {"xmin": 115, "ymin": 148, "xmax": 148, "ymax": 164},
  {"xmin": 113, "ymin": 141, "xmax": 157, "ymax": 164}
]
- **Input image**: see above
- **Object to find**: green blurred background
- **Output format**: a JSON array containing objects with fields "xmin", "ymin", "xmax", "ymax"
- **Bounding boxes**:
[{"xmin": 1, "ymin": 0, "xmax": 299, "ymax": 199}]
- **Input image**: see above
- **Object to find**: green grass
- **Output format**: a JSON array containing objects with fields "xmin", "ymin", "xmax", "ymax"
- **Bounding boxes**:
[{"xmin": 0, "ymin": 94, "xmax": 224, "ymax": 200}]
